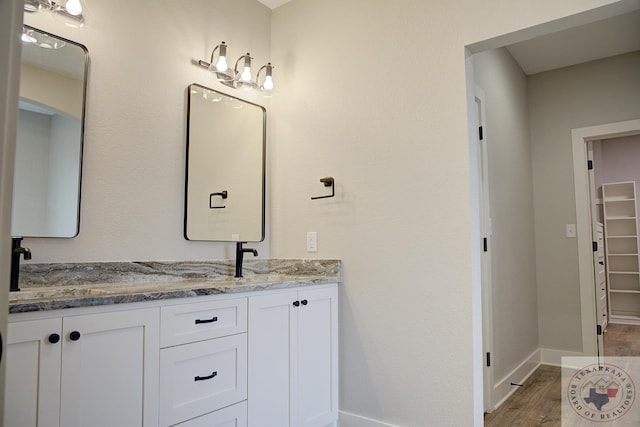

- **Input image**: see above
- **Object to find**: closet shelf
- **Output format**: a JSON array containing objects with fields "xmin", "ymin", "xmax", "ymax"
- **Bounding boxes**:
[
  {"xmin": 609, "ymin": 289, "xmax": 640, "ymax": 294},
  {"xmin": 603, "ymin": 181, "xmax": 640, "ymax": 325}
]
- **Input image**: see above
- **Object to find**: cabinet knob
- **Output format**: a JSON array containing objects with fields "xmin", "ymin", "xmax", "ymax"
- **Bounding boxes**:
[
  {"xmin": 301, "ymin": 299, "xmax": 308, "ymax": 306},
  {"xmin": 293, "ymin": 301, "xmax": 300, "ymax": 307},
  {"xmin": 48, "ymin": 333, "xmax": 60, "ymax": 344},
  {"xmin": 69, "ymin": 331, "xmax": 81, "ymax": 341}
]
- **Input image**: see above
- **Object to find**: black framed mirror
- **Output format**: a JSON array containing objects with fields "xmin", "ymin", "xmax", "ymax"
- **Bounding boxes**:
[
  {"xmin": 12, "ymin": 26, "xmax": 88, "ymax": 238},
  {"xmin": 184, "ymin": 84, "xmax": 266, "ymax": 242}
]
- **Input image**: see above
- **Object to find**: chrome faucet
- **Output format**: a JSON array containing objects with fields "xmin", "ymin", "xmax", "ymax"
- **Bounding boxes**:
[
  {"xmin": 11, "ymin": 237, "xmax": 31, "ymax": 292},
  {"xmin": 235, "ymin": 241, "xmax": 257, "ymax": 278}
]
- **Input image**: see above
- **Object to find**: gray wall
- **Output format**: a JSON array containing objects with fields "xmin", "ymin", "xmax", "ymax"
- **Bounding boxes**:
[
  {"xmin": 473, "ymin": 48, "xmax": 539, "ymax": 386},
  {"xmin": 529, "ymin": 52, "xmax": 640, "ymax": 352},
  {"xmin": 21, "ymin": 0, "xmax": 272, "ymax": 262},
  {"xmin": 269, "ymin": 1, "xmax": 628, "ymax": 425}
]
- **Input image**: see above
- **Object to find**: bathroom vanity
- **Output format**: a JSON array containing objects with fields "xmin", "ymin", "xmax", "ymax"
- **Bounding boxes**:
[{"xmin": 5, "ymin": 260, "xmax": 340, "ymax": 427}]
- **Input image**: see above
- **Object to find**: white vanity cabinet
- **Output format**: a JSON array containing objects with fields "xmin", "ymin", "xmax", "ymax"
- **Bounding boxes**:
[
  {"xmin": 248, "ymin": 285, "xmax": 338, "ymax": 427},
  {"xmin": 4, "ymin": 307, "xmax": 159, "ymax": 427},
  {"xmin": 159, "ymin": 297, "xmax": 248, "ymax": 427},
  {"xmin": 5, "ymin": 282, "xmax": 339, "ymax": 427}
]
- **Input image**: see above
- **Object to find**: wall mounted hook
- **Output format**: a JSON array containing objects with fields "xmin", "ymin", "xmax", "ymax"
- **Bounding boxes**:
[{"xmin": 311, "ymin": 177, "xmax": 335, "ymax": 200}]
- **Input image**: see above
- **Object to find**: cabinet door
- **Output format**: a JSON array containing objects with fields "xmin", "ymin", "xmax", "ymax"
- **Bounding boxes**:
[
  {"xmin": 248, "ymin": 286, "xmax": 339, "ymax": 427},
  {"xmin": 4, "ymin": 318, "xmax": 62, "ymax": 427},
  {"xmin": 59, "ymin": 308, "xmax": 159, "ymax": 427},
  {"xmin": 297, "ymin": 287, "xmax": 338, "ymax": 427},
  {"xmin": 248, "ymin": 291, "xmax": 296, "ymax": 427}
]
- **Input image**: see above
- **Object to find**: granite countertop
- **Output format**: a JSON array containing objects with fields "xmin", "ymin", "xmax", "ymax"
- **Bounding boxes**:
[{"xmin": 9, "ymin": 259, "xmax": 341, "ymax": 314}]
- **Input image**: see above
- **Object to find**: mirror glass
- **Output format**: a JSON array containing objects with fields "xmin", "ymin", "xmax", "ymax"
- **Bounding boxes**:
[
  {"xmin": 185, "ymin": 84, "xmax": 265, "ymax": 242},
  {"xmin": 12, "ymin": 26, "xmax": 87, "ymax": 238}
]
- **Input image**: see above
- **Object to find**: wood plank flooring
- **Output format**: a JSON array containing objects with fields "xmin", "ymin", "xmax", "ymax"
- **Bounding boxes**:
[{"xmin": 484, "ymin": 324, "xmax": 640, "ymax": 426}]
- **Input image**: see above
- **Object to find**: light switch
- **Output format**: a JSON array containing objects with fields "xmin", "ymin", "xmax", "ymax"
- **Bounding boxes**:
[
  {"xmin": 566, "ymin": 224, "xmax": 577, "ymax": 238},
  {"xmin": 307, "ymin": 232, "xmax": 318, "ymax": 252}
]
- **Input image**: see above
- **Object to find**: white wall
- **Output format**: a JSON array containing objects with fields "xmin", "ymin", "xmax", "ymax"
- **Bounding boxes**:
[
  {"xmin": 48, "ymin": 114, "xmax": 82, "ymax": 235},
  {"xmin": 269, "ymin": 1, "xmax": 630, "ymax": 425},
  {"xmin": 12, "ymin": 110, "xmax": 51, "ymax": 235},
  {"xmin": 21, "ymin": 0, "xmax": 272, "ymax": 261},
  {"xmin": 473, "ymin": 48, "xmax": 539, "ymax": 395},
  {"xmin": 529, "ymin": 52, "xmax": 640, "ymax": 352}
]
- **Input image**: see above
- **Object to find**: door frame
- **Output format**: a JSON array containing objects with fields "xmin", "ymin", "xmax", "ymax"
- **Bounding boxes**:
[
  {"xmin": 572, "ymin": 118, "xmax": 640, "ymax": 357},
  {"xmin": 474, "ymin": 86, "xmax": 495, "ymax": 412},
  {"xmin": 0, "ymin": 0, "xmax": 24, "ymax": 421}
]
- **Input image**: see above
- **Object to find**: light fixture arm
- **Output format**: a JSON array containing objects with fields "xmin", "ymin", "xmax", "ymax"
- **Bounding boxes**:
[
  {"xmin": 209, "ymin": 41, "xmax": 227, "ymax": 65},
  {"xmin": 234, "ymin": 53, "xmax": 252, "ymax": 75},
  {"xmin": 256, "ymin": 63, "xmax": 273, "ymax": 82}
]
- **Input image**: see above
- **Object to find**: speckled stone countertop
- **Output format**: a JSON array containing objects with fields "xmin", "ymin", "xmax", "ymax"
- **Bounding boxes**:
[{"xmin": 9, "ymin": 259, "xmax": 341, "ymax": 314}]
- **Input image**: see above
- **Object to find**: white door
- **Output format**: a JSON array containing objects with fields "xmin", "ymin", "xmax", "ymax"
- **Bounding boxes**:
[
  {"xmin": 296, "ymin": 287, "xmax": 338, "ymax": 427},
  {"xmin": 248, "ymin": 291, "xmax": 296, "ymax": 427},
  {"xmin": 587, "ymin": 142, "xmax": 605, "ymax": 359},
  {"xmin": 475, "ymin": 87, "xmax": 495, "ymax": 412},
  {"xmin": 0, "ymin": 0, "xmax": 24, "ymax": 421},
  {"xmin": 59, "ymin": 308, "xmax": 159, "ymax": 427}
]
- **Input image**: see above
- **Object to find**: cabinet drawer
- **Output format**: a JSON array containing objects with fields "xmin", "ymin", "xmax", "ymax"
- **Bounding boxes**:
[
  {"xmin": 161, "ymin": 298, "xmax": 247, "ymax": 347},
  {"xmin": 160, "ymin": 334, "xmax": 247, "ymax": 426},
  {"xmin": 173, "ymin": 401, "xmax": 247, "ymax": 427}
]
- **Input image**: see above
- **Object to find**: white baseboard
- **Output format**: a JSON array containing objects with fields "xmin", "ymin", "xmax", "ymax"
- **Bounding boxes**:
[
  {"xmin": 339, "ymin": 411, "xmax": 400, "ymax": 427},
  {"xmin": 539, "ymin": 347, "xmax": 584, "ymax": 367},
  {"xmin": 490, "ymin": 348, "xmax": 540, "ymax": 411}
]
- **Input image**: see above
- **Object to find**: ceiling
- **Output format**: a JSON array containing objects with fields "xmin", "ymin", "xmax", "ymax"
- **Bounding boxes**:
[
  {"xmin": 257, "ymin": 0, "xmax": 290, "ymax": 9},
  {"xmin": 256, "ymin": 2, "xmax": 639, "ymax": 76},
  {"xmin": 506, "ymin": 9, "xmax": 640, "ymax": 75}
]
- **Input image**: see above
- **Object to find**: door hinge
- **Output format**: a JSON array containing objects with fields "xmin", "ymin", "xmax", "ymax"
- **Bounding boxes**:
[
  {"xmin": 588, "ymin": 160, "xmax": 593, "ymax": 170},
  {"xmin": 483, "ymin": 237, "xmax": 488, "ymax": 252},
  {"xmin": 486, "ymin": 352, "xmax": 491, "ymax": 367},
  {"xmin": 478, "ymin": 126, "xmax": 484, "ymax": 141},
  {"xmin": 593, "ymin": 241, "xmax": 598, "ymax": 252},
  {"xmin": 597, "ymin": 324, "xmax": 603, "ymax": 335}
]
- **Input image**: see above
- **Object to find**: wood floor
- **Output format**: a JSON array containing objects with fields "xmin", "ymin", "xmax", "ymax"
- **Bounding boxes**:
[{"xmin": 484, "ymin": 324, "xmax": 640, "ymax": 426}]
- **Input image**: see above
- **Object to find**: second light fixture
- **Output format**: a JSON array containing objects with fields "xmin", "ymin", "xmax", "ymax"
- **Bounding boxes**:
[{"xmin": 197, "ymin": 41, "xmax": 274, "ymax": 96}]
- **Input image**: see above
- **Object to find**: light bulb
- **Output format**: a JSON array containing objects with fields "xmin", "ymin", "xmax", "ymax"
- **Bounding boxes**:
[
  {"xmin": 65, "ymin": 0, "xmax": 82, "ymax": 16},
  {"xmin": 21, "ymin": 30, "xmax": 36, "ymax": 43},
  {"xmin": 215, "ymin": 56, "xmax": 228, "ymax": 72},
  {"xmin": 263, "ymin": 75, "xmax": 274, "ymax": 91},
  {"xmin": 240, "ymin": 66, "xmax": 252, "ymax": 82}
]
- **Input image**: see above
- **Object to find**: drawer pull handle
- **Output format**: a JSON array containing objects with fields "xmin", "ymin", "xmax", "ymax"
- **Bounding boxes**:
[
  {"xmin": 301, "ymin": 299, "xmax": 308, "ymax": 306},
  {"xmin": 194, "ymin": 371, "xmax": 218, "ymax": 381},
  {"xmin": 48, "ymin": 333, "xmax": 60, "ymax": 344},
  {"xmin": 195, "ymin": 316, "xmax": 218, "ymax": 325},
  {"xmin": 69, "ymin": 331, "xmax": 81, "ymax": 341}
]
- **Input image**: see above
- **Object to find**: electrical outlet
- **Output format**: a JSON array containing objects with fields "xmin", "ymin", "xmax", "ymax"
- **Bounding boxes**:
[
  {"xmin": 307, "ymin": 232, "xmax": 318, "ymax": 252},
  {"xmin": 566, "ymin": 224, "xmax": 577, "ymax": 238}
]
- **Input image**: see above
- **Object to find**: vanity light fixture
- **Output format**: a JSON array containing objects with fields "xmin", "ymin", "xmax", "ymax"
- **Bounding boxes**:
[
  {"xmin": 196, "ymin": 41, "xmax": 274, "ymax": 96},
  {"xmin": 23, "ymin": 0, "xmax": 86, "ymax": 27},
  {"xmin": 21, "ymin": 27, "xmax": 66, "ymax": 49}
]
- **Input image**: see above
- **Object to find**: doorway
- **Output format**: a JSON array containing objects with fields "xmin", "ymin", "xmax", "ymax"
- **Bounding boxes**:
[{"xmin": 573, "ymin": 120, "xmax": 640, "ymax": 360}]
